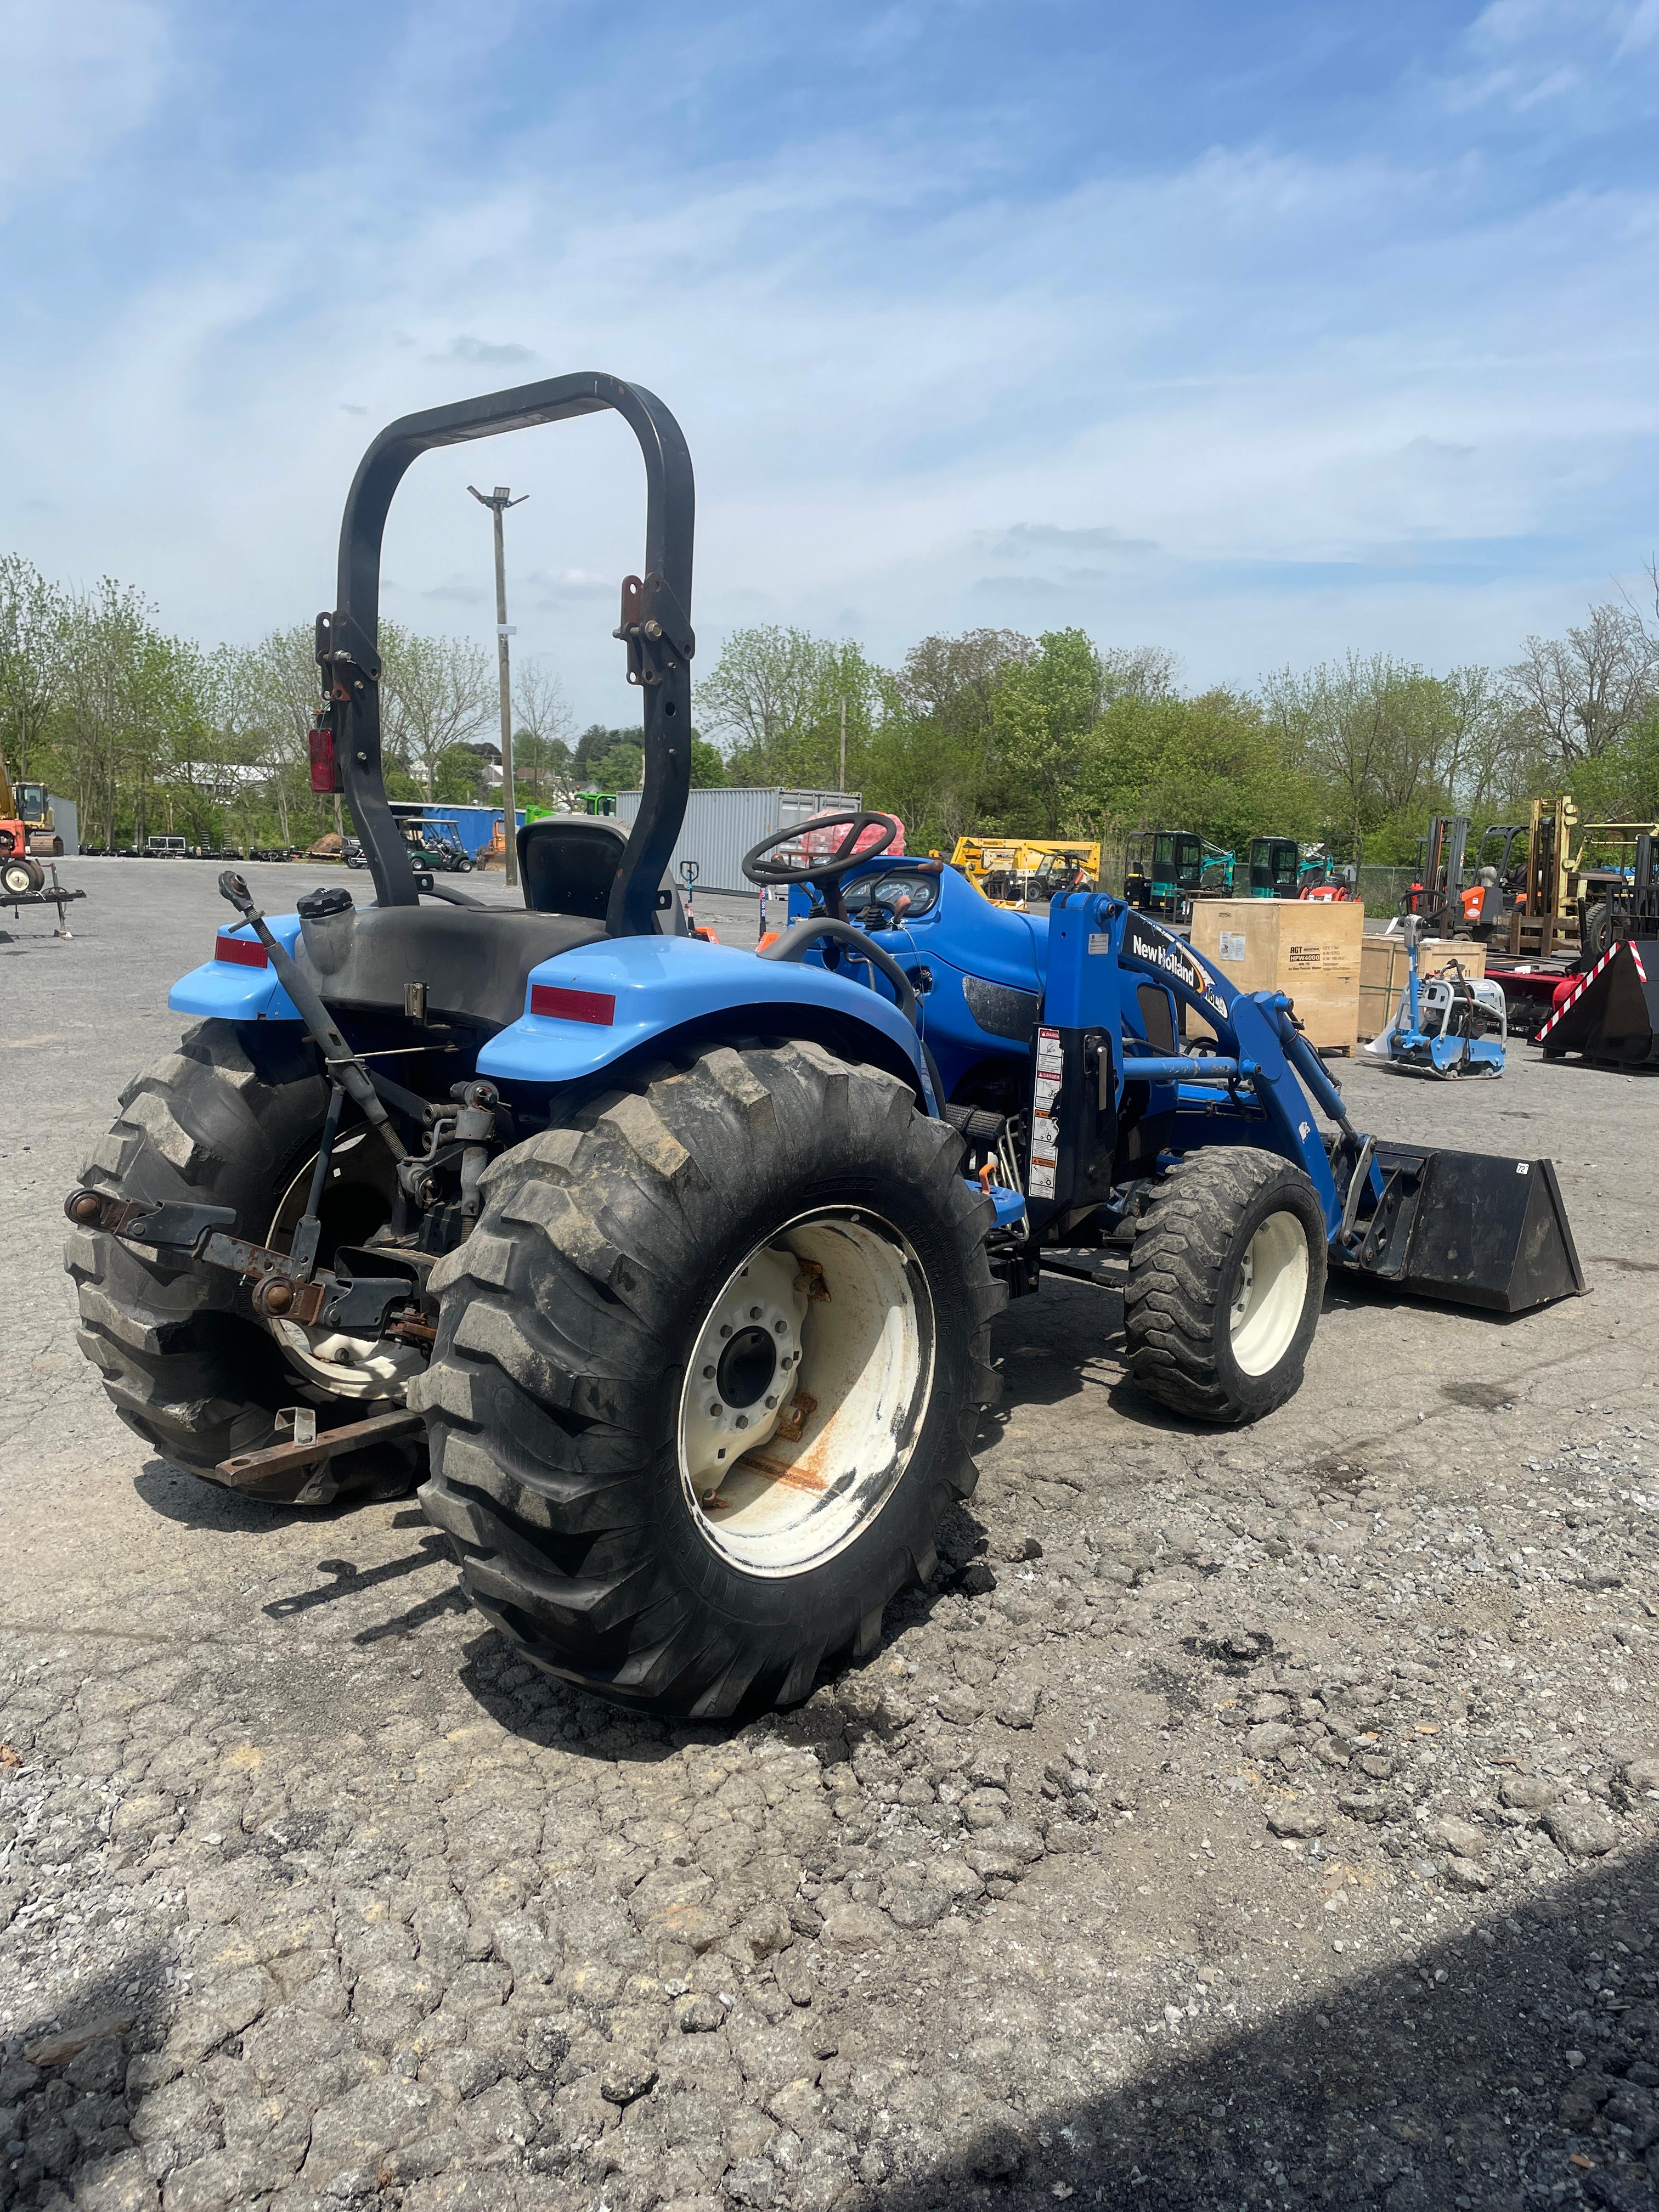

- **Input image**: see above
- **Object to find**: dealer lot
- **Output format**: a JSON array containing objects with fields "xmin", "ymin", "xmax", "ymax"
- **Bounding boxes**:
[{"xmin": 2, "ymin": 860, "xmax": 1656, "ymax": 2212}]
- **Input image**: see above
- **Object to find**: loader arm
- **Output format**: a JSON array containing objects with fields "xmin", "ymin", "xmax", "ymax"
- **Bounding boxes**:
[
  {"xmin": 1045, "ymin": 893, "xmax": 1355, "ymax": 1233},
  {"xmin": 1040, "ymin": 893, "xmax": 1581, "ymax": 1311}
]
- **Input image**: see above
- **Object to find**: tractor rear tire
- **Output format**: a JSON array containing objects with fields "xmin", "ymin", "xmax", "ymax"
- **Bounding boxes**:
[
  {"xmin": 1124, "ymin": 1146, "xmax": 1326, "ymax": 1424},
  {"xmin": 66, "ymin": 1019, "xmax": 417, "ymax": 1504},
  {"xmin": 414, "ymin": 1040, "xmax": 1004, "ymax": 1720}
]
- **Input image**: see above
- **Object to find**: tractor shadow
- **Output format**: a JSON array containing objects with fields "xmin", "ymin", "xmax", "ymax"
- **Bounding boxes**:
[
  {"xmin": 975, "ymin": 1272, "xmax": 1249, "ymax": 1442},
  {"xmin": 132, "ymin": 1457, "xmax": 419, "ymax": 1536},
  {"xmin": 859, "ymin": 1838, "xmax": 1659, "ymax": 2211}
]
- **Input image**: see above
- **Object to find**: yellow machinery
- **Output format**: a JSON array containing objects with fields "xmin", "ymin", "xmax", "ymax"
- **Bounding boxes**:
[
  {"xmin": 1511, "ymin": 797, "xmax": 1659, "ymax": 957},
  {"xmin": 948, "ymin": 836, "xmax": 1100, "ymax": 907}
]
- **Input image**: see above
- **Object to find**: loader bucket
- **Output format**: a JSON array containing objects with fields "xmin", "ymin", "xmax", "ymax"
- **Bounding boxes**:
[
  {"xmin": 1536, "ymin": 939, "xmax": 1659, "ymax": 1068},
  {"xmin": 1338, "ymin": 1144, "xmax": 1585, "ymax": 1314}
]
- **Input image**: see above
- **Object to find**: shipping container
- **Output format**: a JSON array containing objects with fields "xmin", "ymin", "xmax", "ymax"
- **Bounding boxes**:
[
  {"xmin": 414, "ymin": 804, "xmax": 526, "ymax": 857},
  {"xmin": 614, "ymin": 787, "xmax": 860, "ymax": 895}
]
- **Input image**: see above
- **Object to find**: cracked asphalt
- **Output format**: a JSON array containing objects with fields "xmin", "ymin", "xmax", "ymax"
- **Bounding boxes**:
[{"xmin": 2, "ymin": 859, "xmax": 1656, "ymax": 2212}]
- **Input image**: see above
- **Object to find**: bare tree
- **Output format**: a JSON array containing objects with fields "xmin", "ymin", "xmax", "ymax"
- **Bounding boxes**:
[
  {"xmin": 512, "ymin": 657, "xmax": 575, "ymax": 802},
  {"xmin": 235, "ymin": 623, "xmax": 334, "ymax": 842},
  {"xmin": 380, "ymin": 630, "xmax": 493, "ymax": 799},
  {"xmin": 1506, "ymin": 603, "xmax": 1658, "ymax": 767},
  {"xmin": 1100, "ymin": 644, "xmax": 1181, "ymax": 705}
]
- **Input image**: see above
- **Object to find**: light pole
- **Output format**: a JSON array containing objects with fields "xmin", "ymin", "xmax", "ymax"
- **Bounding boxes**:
[{"xmin": 469, "ymin": 482, "xmax": 527, "ymax": 887}]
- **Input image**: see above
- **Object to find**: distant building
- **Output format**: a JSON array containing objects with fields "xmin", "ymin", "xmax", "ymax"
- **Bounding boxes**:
[{"xmin": 461, "ymin": 741, "xmax": 504, "ymax": 788}]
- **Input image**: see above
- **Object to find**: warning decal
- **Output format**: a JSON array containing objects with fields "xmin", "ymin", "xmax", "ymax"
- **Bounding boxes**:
[{"xmin": 1029, "ymin": 1026, "xmax": 1063, "ymax": 1198}]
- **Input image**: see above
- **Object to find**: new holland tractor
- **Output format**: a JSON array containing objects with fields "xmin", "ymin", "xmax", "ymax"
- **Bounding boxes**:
[{"xmin": 64, "ymin": 374, "xmax": 1584, "ymax": 1722}]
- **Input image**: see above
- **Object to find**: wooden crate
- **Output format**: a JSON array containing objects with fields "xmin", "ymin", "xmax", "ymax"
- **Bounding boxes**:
[
  {"xmin": 1189, "ymin": 899, "xmax": 1365, "ymax": 1049},
  {"xmin": 1358, "ymin": 934, "xmax": 1486, "ymax": 1041}
]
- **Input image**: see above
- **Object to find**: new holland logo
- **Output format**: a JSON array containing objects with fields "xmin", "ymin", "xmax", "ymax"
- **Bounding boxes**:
[{"xmin": 1124, "ymin": 919, "xmax": 1229, "ymax": 1017}]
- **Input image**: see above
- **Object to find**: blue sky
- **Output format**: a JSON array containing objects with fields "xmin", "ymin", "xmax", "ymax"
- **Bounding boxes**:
[{"xmin": 4, "ymin": 1, "xmax": 1659, "ymax": 727}]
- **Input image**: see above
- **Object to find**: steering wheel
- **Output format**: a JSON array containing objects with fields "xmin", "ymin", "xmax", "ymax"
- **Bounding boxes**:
[{"xmin": 742, "ymin": 810, "xmax": 901, "ymax": 919}]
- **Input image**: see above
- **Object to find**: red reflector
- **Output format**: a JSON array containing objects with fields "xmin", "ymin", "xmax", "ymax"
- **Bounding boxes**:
[
  {"xmin": 215, "ymin": 933, "xmax": 269, "ymax": 968},
  {"xmin": 308, "ymin": 726, "xmax": 341, "ymax": 794},
  {"xmin": 530, "ymin": 982, "xmax": 616, "ymax": 1025}
]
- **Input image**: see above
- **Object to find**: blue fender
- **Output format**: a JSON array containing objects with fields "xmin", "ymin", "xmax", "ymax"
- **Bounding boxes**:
[
  {"xmin": 477, "ymin": 934, "xmax": 935, "ymax": 1101},
  {"xmin": 168, "ymin": 916, "xmax": 303, "ymax": 1022}
]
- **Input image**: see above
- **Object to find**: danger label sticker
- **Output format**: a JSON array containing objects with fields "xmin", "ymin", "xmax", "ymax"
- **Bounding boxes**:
[{"xmin": 1030, "ymin": 1025, "xmax": 1062, "ymax": 1198}]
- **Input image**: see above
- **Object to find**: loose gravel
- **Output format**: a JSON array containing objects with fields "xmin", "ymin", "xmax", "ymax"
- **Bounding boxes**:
[{"xmin": 1, "ymin": 861, "xmax": 1655, "ymax": 2212}]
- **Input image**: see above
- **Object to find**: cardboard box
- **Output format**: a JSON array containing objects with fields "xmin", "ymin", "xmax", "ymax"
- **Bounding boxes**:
[
  {"xmin": 1359, "ymin": 935, "xmax": 1486, "ymax": 1042},
  {"xmin": 1189, "ymin": 899, "xmax": 1365, "ymax": 1049}
]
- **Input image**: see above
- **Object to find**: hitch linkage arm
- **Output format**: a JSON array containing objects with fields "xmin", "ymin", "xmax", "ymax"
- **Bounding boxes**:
[{"xmin": 63, "ymin": 1189, "xmax": 414, "ymax": 1333}]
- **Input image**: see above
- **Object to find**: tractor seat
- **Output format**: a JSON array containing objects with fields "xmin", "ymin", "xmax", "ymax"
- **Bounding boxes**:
[
  {"xmin": 288, "ymin": 819, "xmax": 686, "ymax": 1037},
  {"xmin": 294, "ymin": 902, "xmax": 610, "ymax": 1035},
  {"xmin": 518, "ymin": 814, "xmax": 686, "ymax": 935}
]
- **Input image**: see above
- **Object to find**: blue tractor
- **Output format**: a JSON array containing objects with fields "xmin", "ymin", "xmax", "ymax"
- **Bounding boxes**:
[{"xmin": 64, "ymin": 374, "xmax": 1584, "ymax": 1721}]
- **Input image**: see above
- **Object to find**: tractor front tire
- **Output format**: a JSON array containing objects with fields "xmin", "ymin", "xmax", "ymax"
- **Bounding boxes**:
[
  {"xmin": 66, "ymin": 1020, "xmax": 415, "ymax": 1503},
  {"xmin": 415, "ymin": 1041, "xmax": 1004, "ymax": 1720},
  {"xmin": 1124, "ymin": 1146, "xmax": 1326, "ymax": 1424}
]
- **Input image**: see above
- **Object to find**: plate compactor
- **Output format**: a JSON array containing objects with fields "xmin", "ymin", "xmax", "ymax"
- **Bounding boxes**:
[
  {"xmin": 1369, "ymin": 916, "xmax": 1507, "ymax": 1080},
  {"xmin": 63, "ymin": 371, "xmax": 1585, "ymax": 1722}
]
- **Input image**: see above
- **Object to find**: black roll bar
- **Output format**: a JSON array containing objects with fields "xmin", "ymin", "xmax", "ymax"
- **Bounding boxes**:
[{"xmin": 316, "ymin": 371, "xmax": 694, "ymax": 934}]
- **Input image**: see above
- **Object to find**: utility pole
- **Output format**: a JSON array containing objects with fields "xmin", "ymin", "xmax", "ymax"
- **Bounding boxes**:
[
  {"xmin": 839, "ymin": 696, "xmax": 847, "ymax": 795},
  {"xmin": 468, "ymin": 483, "xmax": 528, "ymax": 887}
]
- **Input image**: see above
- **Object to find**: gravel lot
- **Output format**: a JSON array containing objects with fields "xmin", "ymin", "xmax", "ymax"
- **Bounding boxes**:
[{"xmin": 2, "ymin": 859, "xmax": 1656, "ymax": 2212}]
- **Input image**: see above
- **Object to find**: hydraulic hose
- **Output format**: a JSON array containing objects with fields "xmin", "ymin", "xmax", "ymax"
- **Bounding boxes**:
[{"xmin": 218, "ymin": 871, "xmax": 407, "ymax": 1163}]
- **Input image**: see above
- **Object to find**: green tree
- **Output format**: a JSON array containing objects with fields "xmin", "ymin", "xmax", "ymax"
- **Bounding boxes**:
[
  {"xmin": 689, "ymin": 735, "xmax": 725, "ymax": 787},
  {"xmin": 868, "ymin": 628, "xmax": 1035, "ymax": 843},
  {"xmin": 1261, "ymin": 653, "xmax": 1505, "ymax": 861},
  {"xmin": 1086, "ymin": 687, "xmax": 1318, "ymax": 856},
  {"xmin": 987, "ymin": 629, "xmax": 1104, "ymax": 834},
  {"xmin": 573, "ymin": 724, "xmax": 636, "ymax": 782},
  {"xmin": 591, "ymin": 741, "xmax": 644, "ymax": 790},
  {"xmin": 698, "ymin": 627, "xmax": 883, "ymax": 789},
  {"xmin": 0, "ymin": 554, "xmax": 69, "ymax": 785}
]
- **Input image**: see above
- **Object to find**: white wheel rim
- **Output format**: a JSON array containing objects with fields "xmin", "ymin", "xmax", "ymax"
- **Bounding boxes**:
[
  {"xmin": 678, "ymin": 1209, "xmax": 935, "ymax": 1579},
  {"xmin": 1228, "ymin": 1210, "xmax": 1309, "ymax": 1377},
  {"xmin": 265, "ymin": 1132, "xmax": 420, "ymax": 1402}
]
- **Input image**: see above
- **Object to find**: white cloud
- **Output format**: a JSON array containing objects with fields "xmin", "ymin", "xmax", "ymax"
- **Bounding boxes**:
[{"xmin": 3, "ymin": 8, "xmax": 1659, "ymax": 719}]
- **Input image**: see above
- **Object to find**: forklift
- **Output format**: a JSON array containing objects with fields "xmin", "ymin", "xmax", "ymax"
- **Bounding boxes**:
[
  {"xmin": 1402, "ymin": 815, "xmax": 1470, "ymax": 937},
  {"xmin": 1458, "ymin": 823, "xmax": 1528, "ymax": 939}
]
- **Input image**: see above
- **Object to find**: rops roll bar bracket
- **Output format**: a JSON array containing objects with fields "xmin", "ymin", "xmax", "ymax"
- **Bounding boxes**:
[{"xmin": 314, "ymin": 371, "xmax": 695, "ymax": 936}]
